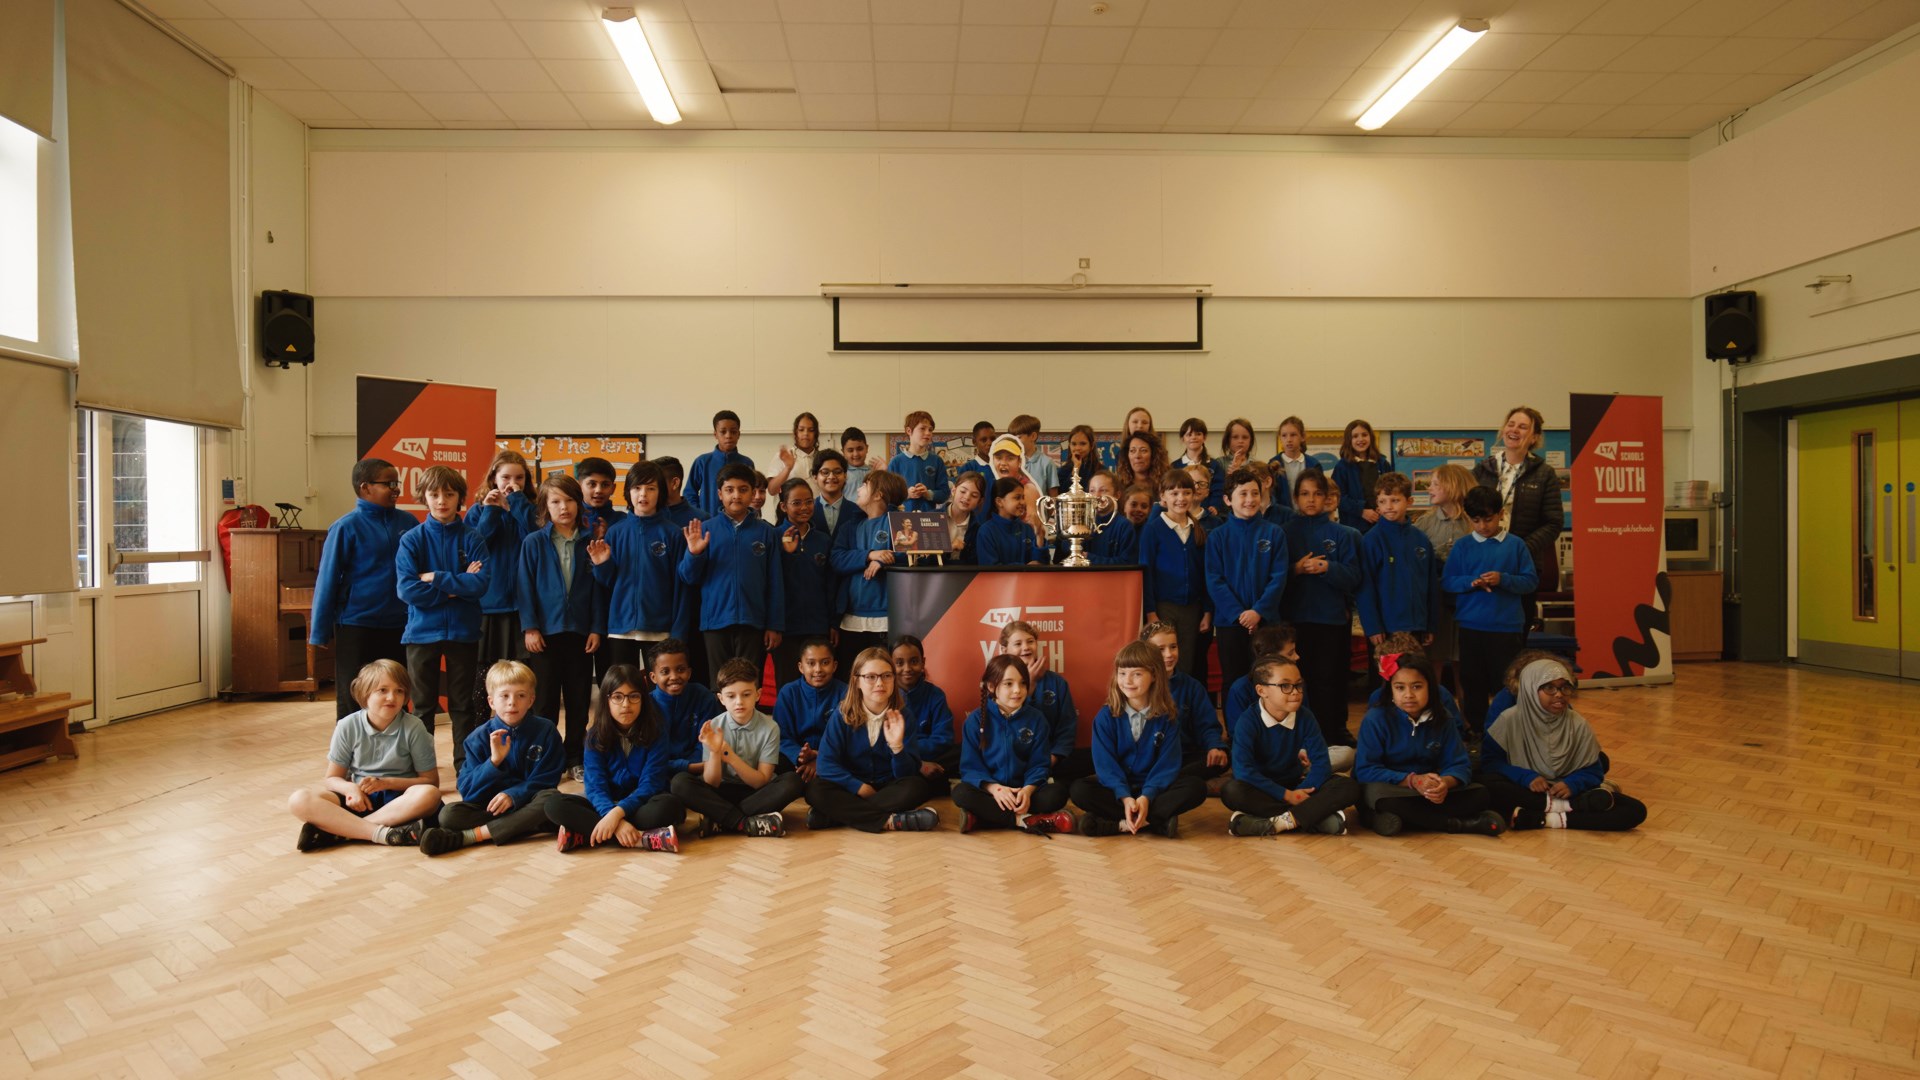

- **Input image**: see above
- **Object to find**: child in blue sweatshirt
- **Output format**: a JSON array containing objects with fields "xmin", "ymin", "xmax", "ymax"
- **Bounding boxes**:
[
  {"xmin": 810, "ymin": 449, "xmax": 865, "ymax": 548},
  {"xmin": 1223, "ymin": 623, "xmax": 1299, "ymax": 735},
  {"xmin": 889, "ymin": 410, "xmax": 951, "ymax": 511},
  {"xmin": 1354, "ymin": 653, "xmax": 1503, "ymax": 837},
  {"xmin": 998, "ymin": 621, "xmax": 1083, "ymax": 782},
  {"xmin": 953, "ymin": 655, "xmax": 1075, "ymax": 834},
  {"xmin": 467, "ymin": 451, "xmax": 536, "ymax": 746},
  {"xmin": 773, "ymin": 638, "xmax": 847, "ymax": 782},
  {"xmin": 1357, "ymin": 473, "xmax": 1441, "ymax": 673},
  {"xmin": 1071, "ymin": 642, "xmax": 1208, "ymax": 837},
  {"xmin": 1205, "ymin": 466, "xmax": 1291, "ymax": 697},
  {"xmin": 685, "ymin": 410, "xmax": 753, "ymax": 519},
  {"xmin": 518, "ymin": 475, "xmax": 608, "ymax": 776},
  {"xmin": 1445, "ymin": 486, "xmax": 1540, "ymax": 738},
  {"xmin": 772, "ymin": 477, "xmax": 836, "ymax": 687},
  {"xmin": 1330, "ymin": 419, "xmax": 1393, "ymax": 536},
  {"xmin": 646, "ymin": 639, "xmax": 718, "ymax": 784},
  {"xmin": 829, "ymin": 469, "xmax": 906, "ymax": 671},
  {"xmin": 892, "ymin": 636, "xmax": 958, "ymax": 784},
  {"xmin": 589, "ymin": 461, "xmax": 693, "ymax": 673},
  {"xmin": 977, "ymin": 476, "xmax": 1046, "ymax": 566},
  {"xmin": 575, "ymin": 456, "xmax": 625, "ymax": 539},
  {"xmin": 1225, "ymin": 656, "xmax": 1359, "ymax": 836},
  {"xmin": 803, "ymin": 647, "xmax": 939, "ymax": 832},
  {"xmin": 669, "ymin": 658, "xmax": 805, "ymax": 838},
  {"xmin": 396, "ymin": 466, "xmax": 491, "ymax": 745},
  {"xmin": 421, "ymin": 660, "xmax": 564, "ymax": 855},
  {"xmin": 311, "ymin": 458, "xmax": 416, "ymax": 719},
  {"xmin": 545, "ymin": 664, "xmax": 686, "ymax": 853},
  {"xmin": 1280, "ymin": 470, "xmax": 1363, "ymax": 748},
  {"xmin": 1142, "ymin": 623, "xmax": 1227, "ymax": 783},
  {"xmin": 1138, "ymin": 471, "xmax": 1211, "ymax": 677},
  {"xmin": 679, "ymin": 462, "xmax": 785, "ymax": 687}
]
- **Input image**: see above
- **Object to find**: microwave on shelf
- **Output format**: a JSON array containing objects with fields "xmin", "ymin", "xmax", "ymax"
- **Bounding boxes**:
[{"xmin": 1663, "ymin": 507, "xmax": 1715, "ymax": 563}]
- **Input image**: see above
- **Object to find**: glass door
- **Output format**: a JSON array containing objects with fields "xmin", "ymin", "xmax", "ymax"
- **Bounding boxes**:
[{"xmin": 1796, "ymin": 401, "xmax": 1901, "ymax": 676}]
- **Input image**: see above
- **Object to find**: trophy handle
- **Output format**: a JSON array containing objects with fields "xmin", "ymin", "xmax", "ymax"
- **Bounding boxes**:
[
  {"xmin": 1036, "ymin": 495, "xmax": 1058, "ymax": 540},
  {"xmin": 1094, "ymin": 494, "xmax": 1118, "ymax": 529}
]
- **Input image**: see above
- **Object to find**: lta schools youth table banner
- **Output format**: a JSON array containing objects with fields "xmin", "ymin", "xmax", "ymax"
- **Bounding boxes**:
[
  {"xmin": 1569, "ymin": 393, "xmax": 1672, "ymax": 685},
  {"xmin": 888, "ymin": 566, "xmax": 1145, "ymax": 746},
  {"xmin": 357, "ymin": 376, "xmax": 497, "ymax": 522}
]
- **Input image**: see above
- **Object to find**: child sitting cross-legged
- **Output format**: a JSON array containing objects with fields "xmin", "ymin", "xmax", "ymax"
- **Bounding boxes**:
[
  {"xmin": 420, "ymin": 660, "xmax": 564, "ymax": 856},
  {"xmin": 1223, "ymin": 656, "xmax": 1359, "ymax": 837},
  {"xmin": 670, "ymin": 658, "xmax": 806, "ymax": 838},
  {"xmin": 287, "ymin": 660, "xmax": 444, "ymax": 851},
  {"xmin": 544, "ymin": 664, "xmax": 688, "ymax": 853}
]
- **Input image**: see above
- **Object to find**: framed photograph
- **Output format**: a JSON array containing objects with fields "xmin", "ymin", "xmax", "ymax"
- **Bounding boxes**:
[{"xmin": 888, "ymin": 511, "xmax": 952, "ymax": 554}]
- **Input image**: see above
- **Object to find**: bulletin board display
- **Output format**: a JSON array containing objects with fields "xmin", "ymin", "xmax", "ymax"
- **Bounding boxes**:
[
  {"xmin": 885, "ymin": 430, "xmax": 1129, "ymax": 484},
  {"xmin": 1391, "ymin": 429, "xmax": 1573, "ymax": 526},
  {"xmin": 495, "ymin": 435, "xmax": 649, "ymax": 508}
]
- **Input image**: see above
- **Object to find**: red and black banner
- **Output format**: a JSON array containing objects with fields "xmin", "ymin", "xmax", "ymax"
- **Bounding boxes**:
[
  {"xmin": 357, "ymin": 376, "xmax": 497, "ymax": 522},
  {"xmin": 888, "ymin": 566, "xmax": 1145, "ymax": 744},
  {"xmin": 1569, "ymin": 392, "xmax": 1672, "ymax": 684}
]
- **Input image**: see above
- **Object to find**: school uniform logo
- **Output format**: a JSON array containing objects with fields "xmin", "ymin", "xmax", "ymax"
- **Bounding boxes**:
[
  {"xmin": 812, "ymin": 552, "xmax": 828, "ymax": 568},
  {"xmin": 1041, "ymin": 689, "xmax": 1057, "ymax": 707},
  {"xmin": 650, "ymin": 540, "xmax": 668, "ymax": 557},
  {"xmin": 924, "ymin": 464, "xmax": 938, "ymax": 480},
  {"xmin": 1015, "ymin": 726, "xmax": 1036, "ymax": 753},
  {"xmin": 1318, "ymin": 539, "xmax": 1338, "ymax": 555},
  {"xmin": 751, "ymin": 541, "xmax": 767, "ymax": 557},
  {"xmin": 1257, "ymin": 538, "xmax": 1272, "ymax": 553},
  {"xmin": 527, "ymin": 743, "xmax": 546, "ymax": 761}
]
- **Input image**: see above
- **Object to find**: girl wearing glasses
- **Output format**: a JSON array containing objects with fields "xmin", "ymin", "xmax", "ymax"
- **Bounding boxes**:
[
  {"xmin": 1224, "ymin": 656, "xmax": 1359, "ymax": 836},
  {"xmin": 1480, "ymin": 659, "xmax": 1647, "ymax": 831},
  {"xmin": 544, "ymin": 664, "xmax": 686, "ymax": 852},
  {"xmin": 803, "ymin": 648, "xmax": 940, "ymax": 832}
]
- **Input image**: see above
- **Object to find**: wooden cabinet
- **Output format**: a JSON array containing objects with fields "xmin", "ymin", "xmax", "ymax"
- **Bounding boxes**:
[
  {"xmin": 229, "ymin": 528, "xmax": 335, "ymax": 697},
  {"xmin": 1667, "ymin": 570, "xmax": 1724, "ymax": 662},
  {"xmin": 0, "ymin": 638, "xmax": 88, "ymax": 773}
]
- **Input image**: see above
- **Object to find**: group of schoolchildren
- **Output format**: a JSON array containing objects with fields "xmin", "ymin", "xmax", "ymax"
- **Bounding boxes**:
[{"xmin": 291, "ymin": 405, "xmax": 1645, "ymax": 855}]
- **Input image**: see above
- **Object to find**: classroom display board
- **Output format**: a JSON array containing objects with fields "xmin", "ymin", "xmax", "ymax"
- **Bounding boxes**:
[
  {"xmin": 1393, "ymin": 428, "xmax": 1574, "ymax": 519},
  {"xmin": 887, "ymin": 566, "xmax": 1144, "ymax": 745},
  {"xmin": 356, "ymin": 376, "xmax": 496, "ymax": 522},
  {"xmin": 1569, "ymin": 394, "xmax": 1673, "ymax": 685},
  {"xmin": 886, "ymin": 430, "xmax": 1128, "ymax": 484},
  {"xmin": 496, "ymin": 435, "xmax": 649, "ymax": 508}
]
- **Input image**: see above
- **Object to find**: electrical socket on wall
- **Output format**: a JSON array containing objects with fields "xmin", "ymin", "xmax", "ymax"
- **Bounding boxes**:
[{"xmin": 1078, "ymin": 258, "xmax": 1090, "ymax": 269}]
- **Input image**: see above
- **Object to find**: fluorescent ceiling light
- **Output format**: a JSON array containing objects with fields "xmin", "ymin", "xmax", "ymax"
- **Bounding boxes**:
[
  {"xmin": 1355, "ymin": 19, "xmax": 1489, "ymax": 131},
  {"xmin": 601, "ymin": 7, "xmax": 680, "ymax": 125}
]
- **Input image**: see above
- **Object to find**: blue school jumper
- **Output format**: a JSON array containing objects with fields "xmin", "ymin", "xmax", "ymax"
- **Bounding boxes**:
[
  {"xmin": 1280, "ymin": 514, "xmax": 1363, "ymax": 628},
  {"xmin": 905, "ymin": 680, "xmax": 955, "ymax": 760},
  {"xmin": 830, "ymin": 513, "xmax": 897, "ymax": 620},
  {"xmin": 1481, "ymin": 730, "xmax": 1608, "ymax": 795},
  {"xmin": 685, "ymin": 446, "xmax": 753, "ymax": 519},
  {"xmin": 583, "ymin": 729, "xmax": 673, "ymax": 816},
  {"xmin": 779, "ymin": 523, "xmax": 835, "ymax": 637},
  {"xmin": 1230, "ymin": 702, "xmax": 1334, "ymax": 799},
  {"xmin": 1049, "ymin": 514, "xmax": 1135, "ymax": 566},
  {"xmin": 517, "ymin": 525, "xmax": 608, "ymax": 637},
  {"xmin": 1485, "ymin": 686, "xmax": 1515, "ymax": 730},
  {"xmin": 665, "ymin": 500, "xmax": 706, "ymax": 527},
  {"xmin": 817, "ymin": 716, "xmax": 921, "ymax": 792},
  {"xmin": 1267, "ymin": 455, "xmax": 1315, "ymax": 513},
  {"xmin": 1206, "ymin": 458, "xmax": 1232, "ymax": 514},
  {"xmin": 395, "ymin": 516, "xmax": 491, "ymax": 644},
  {"xmin": 1089, "ymin": 706, "xmax": 1182, "ymax": 801},
  {"xmin": 888, "ymin": 449, "xmax": 950, "ymax": 511},
  {"xmin": 957, "ymin": 458, "xmax": 994, "ymax": 484},
  {"xmin": 1442, "ymin": 532, "xmax": 1539, "ymax": 633},
  {"xmin": 977, "ymin": 513, "xmax": 1044, "ymax": 566},
  {"xmin": 961, "ymin": 700, "xmax": 1053, "ymax": 789},
  {"xmin": 1357, "ymin": 517, "xmax": 1440, "ymax": 639},
  {"xmin": 653, "ymin": 683, "xmax": 719, "ymax": 775},
  {"xmin": 592, "ymin": 510, "xmax": 692, "ymax": 640},
  {"xmin": 309, "ymin": 498, "xmax": 415, "ymax": 646},
  {"xmin": 1262, "ymin": 502, "xmax": 1296, "ymax": 529},
  {"xmin": 1355, "ymin": 704, "xmax": 1471, "ymax": 787},
  {"xmin": 466, "ymin": 491, "xmax": 535, "ymax": 616},
  {"xmin": 678, "ymin": 512, "xmax": 786, "ymax": 634},
  {"xmin": 1225, "ymin": 675, "xmax": 1257, "ymax": 736},
  {"xmin": 1137, "ymin": 513, "xmax": 1209, "ymax": 616},
  {"xmin": 1169, "ymin": 671, "xmax": 1224, "ymax": 757},
  {"xmin": 1204, "ymin": 515, "xmax": 1290, "ymax": 625},
  {"xmin": 1331, "ymin": 456, "xmax": 1393, "ymax": 535},
  {"xmin": 774, "ymin": 677, "xmax": 847, "ymax": 764},
  {"xmin": 813, "ymin": 496, "xmax": 866, "ymax": 548},
  {"xmin": 1028, "ymin": 670, "xmax": 1079, "ymax": 757},
  {"xmin": 458, "ymin": 714, "xmax": 565, "ymax": 805},
  {"xmin": 580, "ymin": 503, "xmax": 624, "ymax": 537},
  {"xmin": 1368, "ymin": 683, "xmax": 1465, "ymax": 737}
]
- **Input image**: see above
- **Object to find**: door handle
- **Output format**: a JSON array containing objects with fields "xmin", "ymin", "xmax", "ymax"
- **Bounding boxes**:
[
  {"xmin": 1886, "ymin": 491, "xmax": 1897, "ymax": 568},
  {"xmin": 1908, "ymin": 485, "xmax": 1916, "ymax": 565}
]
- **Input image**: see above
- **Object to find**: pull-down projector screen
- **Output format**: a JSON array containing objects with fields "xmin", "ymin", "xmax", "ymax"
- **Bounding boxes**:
[{"xmin": 826, "ymin": 286, "xmax": 1207, "ymax": 353}]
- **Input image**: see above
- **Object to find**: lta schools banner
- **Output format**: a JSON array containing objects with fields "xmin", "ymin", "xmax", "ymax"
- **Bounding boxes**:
[
  {"xmin": 888, "ymin": 567, "xmax": 1145, "ymax": 745},
  {"xmin": 1569, "ymin": 393, "xmax": 1672, "ymax": 685},
  {"xmin": 357, "ymin": 376, "xmax": 497, "ymax": 522}
]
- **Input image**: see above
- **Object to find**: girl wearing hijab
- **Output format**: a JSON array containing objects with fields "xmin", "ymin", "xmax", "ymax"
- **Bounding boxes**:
[{"xmin": 1479, "ymin": 659, "xmax": 1647, "ymax": 831}]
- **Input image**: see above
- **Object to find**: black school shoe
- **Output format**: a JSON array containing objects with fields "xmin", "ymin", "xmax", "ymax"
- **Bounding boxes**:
[
  {"xmin": 1080, "ymin": 815, "xmax": 1120, "ymax": 837},
  {"xmin": 1154, "ymin": 815, "xmax": 1180, "ymax": 839},
  {"xmin": 1370, "ymin": 809, "xmax": 1405, "ymax": 837},
  {"xmin": 418, "ymin": 827, "xmax": 467, "ymax": 856},
  {"xmin": 295, "ymin": 823, "xmax": 341, "ymax": 852},
  {"xmin": 1572, "ymin": 788, "xmax": 1616, "ymax": 813},
  {"xmin": 1445, "ymin": 811, "xmax": 1506, "ymax": 837},
  {"xmin": 383, "ymin": 820, "xmax": 426, "ymax": 847}
]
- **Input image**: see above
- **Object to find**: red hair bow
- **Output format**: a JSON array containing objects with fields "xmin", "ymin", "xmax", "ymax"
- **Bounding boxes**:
[{"xmin": 1378, "ymin": 653, "xmax": 1401, "ymax": 680}]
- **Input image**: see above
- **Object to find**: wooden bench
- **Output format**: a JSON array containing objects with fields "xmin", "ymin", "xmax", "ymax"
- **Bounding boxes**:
[{"xmin": 0, "ymin": 638, "xmax": 87, "ymax": 773}]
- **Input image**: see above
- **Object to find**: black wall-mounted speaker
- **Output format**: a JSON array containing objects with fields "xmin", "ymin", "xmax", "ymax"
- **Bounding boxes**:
[
  {"xmin": 260, "ymin": 290, "xmax": 314, "ymax": 368},
  {"xmin": 1704, "ymin": 290, "xmax": 1757, "ymax": 362}
]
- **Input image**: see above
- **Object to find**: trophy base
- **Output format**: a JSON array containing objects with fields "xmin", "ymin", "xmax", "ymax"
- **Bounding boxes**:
[{"xmin": 1059, "ymin": 539, "xmax": 1092, "ymax": 568}]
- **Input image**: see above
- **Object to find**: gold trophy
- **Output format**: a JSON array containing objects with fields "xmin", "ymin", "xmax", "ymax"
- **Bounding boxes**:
[{"xmin": 1038, "ymin": 469, "xmax": 1118, "ymax": 568}]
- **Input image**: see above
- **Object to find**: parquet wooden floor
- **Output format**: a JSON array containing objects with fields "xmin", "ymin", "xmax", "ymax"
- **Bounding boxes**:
[{"xmin": 2, "ymin": 662, "xmax": 1917, "ymax": 1079}]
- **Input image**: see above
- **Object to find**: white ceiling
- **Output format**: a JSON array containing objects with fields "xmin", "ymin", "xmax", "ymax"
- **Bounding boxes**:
[{"xmin": 151, "ymin": 0, "xmax": 1920, "ymax": 137}]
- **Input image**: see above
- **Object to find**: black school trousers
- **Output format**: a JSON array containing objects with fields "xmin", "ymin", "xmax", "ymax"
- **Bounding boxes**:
[
  {"xmin": 544, "ymin": 791, "xmax": 686, "ymax": 834},
  {"xmin": 1221, "ymin": 774, "xmax": 1360, "ymax": 832},
  {"xmin": 669, "ymin": 770, "xmax": 806, "ymax": 832},
  {"xmin": 439, "ymin": 787, "xmax": 559, "ymax": 844},
  {"xmin": 1458, "ymin": 627, "xmax": 1524, "ymax": 736},
  {"xmin": 1068, "ymin": 774, "xmax": 1207, "ymax": 827},
  {"xmin": 331, "ymin": 622, "xmax": 406, "ymax": 719},
  {"xmin": 528, "ymin": 632, "xmax": 594, "ymax": 768},
  {"xmin": 804, "ymin": 774, "xmax": 937, "ymax": 833},
  {"xmin": 951, "ymin": 780, "xmax": 1070, "ymax": 830}
]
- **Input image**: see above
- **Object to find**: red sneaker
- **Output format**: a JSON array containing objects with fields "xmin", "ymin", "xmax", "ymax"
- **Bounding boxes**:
[
  {"xmin": 555, "ymin": 827, "xmax": 583, "ymax": 853},
  {"xmin": 1022, "ymin": 811, "xmax": 1076, "ymax": 835},
  {"xmin": 641, "ymin": 825, "xmax": 679, "ymax": 853}
]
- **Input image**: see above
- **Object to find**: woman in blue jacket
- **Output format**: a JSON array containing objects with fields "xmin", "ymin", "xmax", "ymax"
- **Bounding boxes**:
[
  {"xmin": 952, "ymin": 655, "xmax": 1074, "ymax": 835},
  {"xmin": 545, "ymin": 664, "xmax": 686, "ymax": 852}
]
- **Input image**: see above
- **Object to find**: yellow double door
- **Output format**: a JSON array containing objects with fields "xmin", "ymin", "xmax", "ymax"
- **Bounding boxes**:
[{"xmin": 1797, "ymin": 399, "xmax": 1920, "ymax": 677}]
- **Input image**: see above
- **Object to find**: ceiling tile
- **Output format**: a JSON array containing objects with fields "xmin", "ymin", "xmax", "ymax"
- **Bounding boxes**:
[
  {"xmin": 642, "ymin": 22, "xmax": 706, "ymax": 58},
  {"xmin": 170, "ymin": 18, "xmax": 283, "ymax": 55},
  {"xmin": 540, "ymin": 58, "xmax": 635, "ymax": 92},
  {"xmin": 301, "ymin": 0, "xmax": 412, "ymax": 16},
  {"xmin": 696, "ymin": 21, "xmax": 791, "ymax": 60},
  {"xmin": 494, "ymin": 0, "xmax": 599, "ymax": 16},
  {"xmin": 333, "ymin": 90, "xmax": 433, "ymax": 121},
  {"xmin": 723, "ymin": 92, "xmax": 804, "ymax": 121},
  {"xmin": 1509, "ymin": 100, "xmax": 1611, "ymax": 130},
  {"xmin": 1656, "ymin": 0, "xmax": 1785, "ymax": 36},
  {"xmin": 1578, "ymin": 101, "xmax": 1683, "ymax": 132},
  {"xmin": 1095, "ymin": 95, "xmax": 1177, "ymax": 124},
  {"xmin": 1760, "ymin": 37, "xmax": 1877, "ymax": 73},
  {"xmin": 874, "ymin": 24, "xmax": 961, "ymax": 60},
  {"xmin": 1202, "ymin": 29, "xmax": 1298, "ymax": 68},
  {"xmin": 710, "ymin": 61, "xmax": 797, "ymax": 89},
  {"xmin": 1743, "ymin": 0, "xmax": 1879, "ymax": 38},
  {"xmin": 1655, "ymin": 100, "xmax": 1746, "ymax": 131},
  {"xmin": 565, "ymin": 91, "xmax": 662, "ymax": 125},
  {"xmin": 694, "ymin": 0, "xmax": 781, "ymax": 19},
  {"xmin": 1603, "ymin": 34, "xmax": 1724, "ymax": 72},
  {"xmin": 1049, "ymin": 0, "xmax": 1143, "ymax": 25},
  {"xmin": 1557, "ymin": 70, "xmax": 1661, "ymax": 103},
  {"xmin": 961, "ymin": 0, "xmax": 1052, "ymax": 25},
  {"xmin": 1259, "ymin": 66, "xmax": 1350, "ymax": 98},
  {"xmin": 1314, "ymin": 0, "xmax": 1419, "ymax": 31},
  {"xmin": 1488, "ymin": 0, "xmax": 1606, "ymax": 34},
  {"xmin": 1023, "ymin": 95, "xmax": 1102, "ymax": 123},
  {"xmin": 1447, "ymin": 99, "xmax": 1543, "ymax": 129},
  {"xmin": 1380, "ymin": 97, "xmax": 1468, "ymax": 128},
  {"xmin": 397, "ymin": 0, "xmax": 499, "ymax": 16},
  {"xmin": 1166, "ymin": 96, "xmax": 1251, "ymax": 125},
  {"xmin": 1689, "ymin": 36, "xmax": 1799, "ymax": 72},
  {"xmin": 778, "ymin": 0, "xmax": 869, "ymax": 22},
  {"xmin": 876, "ymin": 62, "xmax": 955, "ymax": 93},
  {"xmin": 1123, "ymin": 27, "xmax": 1220, "ymax": 64},
  {"xmin": 1281, "ymin": 28, "xmax": 1390, "ymax": 67},
  {"xmin": 1827, "ymin": 0, "xmax": 1920, "ymax": 39},
  {"xmin": 662, "ymin": 59, "xmax": 722, "ymax": 94},
  {"xmin": 1629, "ymin": 70, "xmax": 1739, "ymax": 104},
  {"xmin": 1041, "ymin": 27, "xmax": 1135, "ymax": 64},
  {"xmin": 800, "ymin": 92, "xmax": 877, "ymax": 121},
  {"xmin": 257, "ymin": 87, "xmax": 359, "ymax": 118},
  {"xmin": 412, "ymin": 91, "xmax": 511, "ymax": 121},
  {"xmin": 1331, "ymin": 67, "xmax": 1397, "ymax": 103},
  {"xmin": 958, "ymin": 25, "xmax": 1047, "ymax": 62},
  {"xmin": 1480, "ymin": 68, "xmax": 1588, "ymax": 101},
  {"xmin": 513, "ymin": 19, "xmax": 618, "ymax": 58},
  {"xmin": 490, "ymin": 91, "xmax": 587, "ymax": 124},
  {"xmin": 1525, "ymin": 34, "xmax": 1639, "ymax": 69},
  {"xmin": 1107, "ymin": 64, "xmax": 1196, "ymax": 95},
  {"xmin": 231, "ymin": 57, "xmax": 321, "ymax": 88},
  {"xmin": 1575, "ymin": 0, "xmax": 1687, "ymax": 35},
  {"xmin": 871, "ymin": 0, "xmax": 962, "ymax": 23},
  {"xmin": 1451, "ymin": 32, "xmax": 1558, "ymax": 69},
  {"xmin": 785, "ymin": 23, "xmax": 873, "ymax": 60},
  {"xmin": 456, "ymin": 57, "xmax": 561, "ymax": 92},
  {"xmin": 1031, "ymin": 63, "xmax": 1117, "ymax": 94},
  {"xmin": 289, "ymin": 57, "xmax": 402, "ymax": 90},
  {"xmin": 953, "ymin": 62, "xmax": 1035, "ymax": 93},
  {"xmin": 1303, "ymin": 97, "xmax": 1365, "ymax": 128},
  {"xmin": 793, "ymin": 60, "xmax": 877, "ymax": 92},
  {"xmin": 876, "ymin": 93, "xmax": 952, "ymax": 121},
  {"xmin": 331, "ymin": 19, "xmax": 447, "ymax": 57},
  {"xmin": 1140, "ymin": 0, "xmax": 1238, "ymax": 28},
  {"xmin": 1183, "ymin": 64, "xmax": 1274, "ymax": 96},
  {"xmin": 209, "ymin": 0, "xmax": 318, "ymax": 17},
  {"xmin": 1710, "ymin": 70, "xmax": 1808, "ymax": 102},
  {"xmin": 1414, "ymin": 66, "xmax": 1510, "ymax": 101},
  {"xmin": 1235, "ymin": 96, "xmax": 1319, "ymax": 126},
  {"xmin": 949, "ymin": 94, "xmax": 1028, "ymax": 122},
  {"xmin": 1364, "ymin": 27, "xmax": 1446, "ymax": 72},
  {"xmin": 422, "ymin": 20, "xmax": 534, "ymax": 57},
  {"xmin": 1229, "ymin": 0, "xmax": 1332, "ymax": 30},
  {"xmin": 149, "ymin": 0, "xmax": 225, "ymax": 16},
  {"xmin": 676, "ymin": 92, "xmax": 734, "ymax": 123},
  {"xmin": 374, "ymin": 56, "xmax": 482, "ymax": 91}
]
